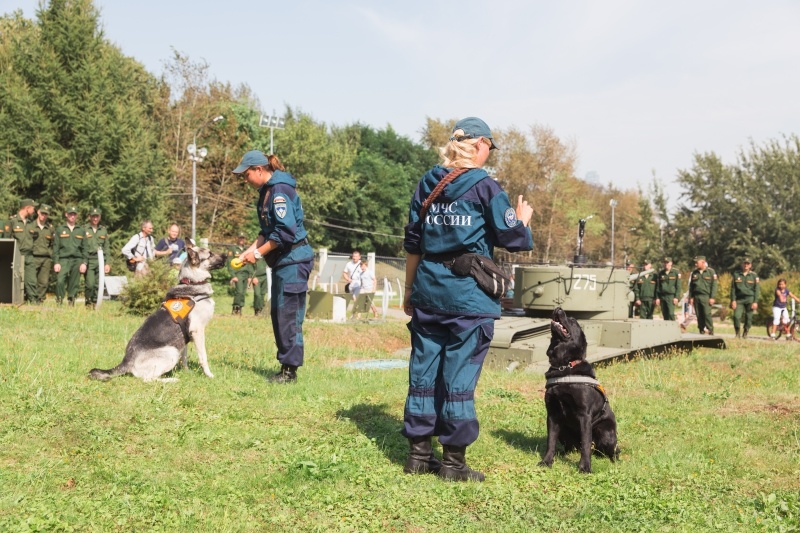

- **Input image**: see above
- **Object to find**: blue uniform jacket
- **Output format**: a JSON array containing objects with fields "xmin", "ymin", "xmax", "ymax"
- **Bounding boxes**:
[
  {"xmin": 405, "ymin": 165, "xmax": 534, "ymax": 318},
  {"xmin": 256, "ymin": 170, "xmax": 314, "ymax": 268}
]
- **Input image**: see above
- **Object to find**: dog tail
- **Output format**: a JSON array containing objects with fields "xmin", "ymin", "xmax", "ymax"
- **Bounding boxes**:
[{"xmin": 88, "ymin": 364, "xmax": 127, "ymax": 382}]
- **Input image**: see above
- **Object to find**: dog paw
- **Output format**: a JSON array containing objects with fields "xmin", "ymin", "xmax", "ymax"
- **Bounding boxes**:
[
  {"xmin": 537, "ymin": 460, "xmax": 553, "ymax": 468},
  {"xmin": 578, "ymin": 465, "xmax": 593, "ymax": 474}
]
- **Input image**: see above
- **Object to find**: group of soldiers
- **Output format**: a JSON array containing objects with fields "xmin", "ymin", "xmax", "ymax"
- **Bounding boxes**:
[
  {"xmin": 227, "ymin": 233, "xmax": 269, "ymax": 316},
  {"xmin": 630, "ymin": 255, "xmax": 760, "ymax": 338},
  {"xmin": 1, "ymin": 199, "xmax": 110, "ymax": 307}
]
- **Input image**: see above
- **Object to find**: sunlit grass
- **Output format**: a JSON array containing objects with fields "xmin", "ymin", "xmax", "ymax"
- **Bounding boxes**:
[{"xmin": 0, "ymin": 299, "xmax": 798, "ymax": 531}]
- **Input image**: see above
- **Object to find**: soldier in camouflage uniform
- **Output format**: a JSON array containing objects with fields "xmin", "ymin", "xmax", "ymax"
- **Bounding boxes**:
[
  {"xmin": 227, "ymin": 233, "xmax": 252, "ymax": 315},
  {"xmin": 53, "ymin": 206, "xmax": 85, "ymax": 306},
  {"xmin": 730, "ymin": 257, "xmax": 760, "ymax": 338},
  {"xmin": 689, "ymin": 255, "xmax": 718, "ymax": 335},
  {"xmin": 24, "ymin": 203, "xmax": 54, "ymax": 304},
  {"xmin": 655, "ymin": 257, "xmax": 682, "ymax": 321},
  {"xmin": 634, "ymin": 259, "xmax": 658, "ymax": 319},
  {"xmin": 82, "ymin": 207, "xmax": 111, "ymax": 309},
  {"xmin": 251, "ymin": 256, "xmax": 268, "ymax": 316}
]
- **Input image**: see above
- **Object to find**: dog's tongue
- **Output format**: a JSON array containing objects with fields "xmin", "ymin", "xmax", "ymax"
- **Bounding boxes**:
[{"xmin": 551, "ymin": 319, "xmax": 569, "ymax": 337}]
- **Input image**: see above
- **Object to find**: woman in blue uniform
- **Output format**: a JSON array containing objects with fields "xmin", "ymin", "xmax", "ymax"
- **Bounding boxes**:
[
  {"xmin": 402, "ymin": 117, "xmax": 534, "ymax": 481},
  {"xmin": 234, "ymin": 150, "xmax": 314, "ymax": 383}
]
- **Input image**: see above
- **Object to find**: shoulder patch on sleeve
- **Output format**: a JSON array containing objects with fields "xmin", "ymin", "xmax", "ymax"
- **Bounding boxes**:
[
  {"xmin": 504, "ymin": 208, "xmax": 518, "ymax": 228},
  {"xmin": 273, "ymin": 195, "xmax": 287, "ymax": 204}
]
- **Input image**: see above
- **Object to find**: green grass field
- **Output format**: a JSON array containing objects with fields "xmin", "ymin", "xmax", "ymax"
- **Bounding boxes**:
[{"xmin": 1, "ymin": 296, "xmax": 799, "ymax": 532}]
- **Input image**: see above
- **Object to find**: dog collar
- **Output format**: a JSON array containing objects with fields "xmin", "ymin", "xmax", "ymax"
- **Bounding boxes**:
[
  {"xmin": 179, "ymin": 278, "xmax": 209, "ymax": 286},
  {"xmin": 552, "ymin": 360, "xmax": 582, "ymax": 372}
]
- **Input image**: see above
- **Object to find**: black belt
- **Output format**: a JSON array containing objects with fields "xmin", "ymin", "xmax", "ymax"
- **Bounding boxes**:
[
  {"xmin": 424, "ymin": 251, "xmax": 464, "ymax": 264},
  {"xmin": 289, "ymin": 238, "xmax": 309, "ymax": 250}
]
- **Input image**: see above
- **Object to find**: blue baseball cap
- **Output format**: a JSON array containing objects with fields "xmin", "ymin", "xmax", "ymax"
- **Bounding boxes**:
[
  {"xmin": 451, "ymin": 117, "xmax": 498, "ymax": 150},
  {"xmin": 232, "ymin": 150, "xmax": 269, "ymax": 174}
]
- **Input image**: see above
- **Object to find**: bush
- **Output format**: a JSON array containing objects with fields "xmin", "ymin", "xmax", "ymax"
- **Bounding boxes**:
[{"xmin": 119, "ymin": 260, "xmax": 176, "ymax": 316}]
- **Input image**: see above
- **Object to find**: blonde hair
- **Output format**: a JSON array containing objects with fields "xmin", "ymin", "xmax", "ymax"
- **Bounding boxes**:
[{"xmin": 440, "ymin": 129, "xmax": 482, "ymax": 169}]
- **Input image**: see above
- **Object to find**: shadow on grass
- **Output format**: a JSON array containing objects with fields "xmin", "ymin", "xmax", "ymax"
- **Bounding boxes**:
[
  {"xmin": 217, "ymin": 359, "xmax": 279, "ymax": 379},
  {"xmin": 337, "ymin": 403, "xmax": 406, "ymax": 466},
  {"xmin": 492, "ymin": 429, "xmax": 547, "ymax": 458}
]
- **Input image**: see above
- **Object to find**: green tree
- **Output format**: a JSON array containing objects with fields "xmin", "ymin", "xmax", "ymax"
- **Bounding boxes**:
[
  {"xmin": 673, "ymin": 136, "xmax": 800, "ymax": 277},
  {"xmin": 333, "ymin": 125, "xmax": 437, "ymax": 255},
  {"xmin": 0, "ymin": 0, "xmax": 168, "ymax": 234}
]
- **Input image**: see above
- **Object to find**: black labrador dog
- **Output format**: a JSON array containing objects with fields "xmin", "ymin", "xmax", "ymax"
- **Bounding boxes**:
[{"xmin": 538, "ymin": 307, "xmax": 619, "ymax": 473}]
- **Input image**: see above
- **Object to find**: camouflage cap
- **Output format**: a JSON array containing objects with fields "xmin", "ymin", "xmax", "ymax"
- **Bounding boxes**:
[
  {"xmin": 742, "ymin": 257, "xmax": 752, "ymax": 264},
  {"xmin": 643, "ymin": 259, "xmax": 652, "ymax": 265},
  {"xmin": 65, "ymin": 205, "xmax": 78, "ymax": 214},
  {"xmin": 89, "ymin": 207, "xmax": 102, "ymax": 216},
  {"xmin": 694, "ymin": 255, "xmax": 706, "ymax": 262},
  {"xmin": 20, "ymin": 198, "xmax": 35, "ymax": 209},
  {"xmin": 38, "ymin": 203, "xmax": 52, "ymax": 215},
  {"xmin": 238, "ymin": 232, "xmax": 246, "ymax": 239},
  {"xmin": 663, "ymin": 257, "xmax": 672, "ymax": 263}
]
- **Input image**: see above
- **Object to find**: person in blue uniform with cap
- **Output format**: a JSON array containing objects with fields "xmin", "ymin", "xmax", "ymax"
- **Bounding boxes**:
[
  {"xmin": 402, "ymin": 117, "xmax": 534, "ymax": 482},
  {"xmin": 233, "ymin": 150, "xmax": 314, "ymax": 383}
]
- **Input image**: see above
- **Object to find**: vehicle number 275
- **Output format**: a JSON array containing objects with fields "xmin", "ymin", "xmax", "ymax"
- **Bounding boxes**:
[{"xmin": 572, "ymin": 274, "xmax": 597, "ymax": 290}]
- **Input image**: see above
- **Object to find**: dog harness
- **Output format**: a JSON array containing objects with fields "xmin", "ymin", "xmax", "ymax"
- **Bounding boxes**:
[
  {"xmin": 161, "ymin": 295, "xmax": 210, "ymax": 343},
  {"xmin": 545, "ymin": 375, "xmax": 610, "ymax": 406}
]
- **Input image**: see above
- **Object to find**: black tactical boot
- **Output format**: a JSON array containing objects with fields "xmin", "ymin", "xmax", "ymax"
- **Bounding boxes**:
[
  {"xmin": 68, "ymin": 299, "xmax": 75, "ymax": 307},
  {"xmin": 232, "ymin": 305, "xmax": 241, "ymax": 315},
  {"xmin": 734, "ymin": 329, "xmax": 741, "ymax": 338},
  {"xmin": 268, "ymin": 365, "xmax": 297, "ymax": 384},
  {"xmin": 254, "ymin": 308, "xmax": 262, "ymax": 316},
  {"xmin": 404, "ymin": 436, "xmax": 442, "ymax": 475},
  {"xmin": 742, "ymin": 329, "xmax": 749, "ymax": 339},
  {"xmin": 438, "ymin": 445, "xmax": 485, "ymax": 482}
]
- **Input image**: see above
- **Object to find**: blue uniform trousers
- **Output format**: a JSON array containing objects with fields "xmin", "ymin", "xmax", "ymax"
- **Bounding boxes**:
[
  {"xmin": 403, "ymin": 310, "xmax": 494, "ymax": 447},
  {"xmin": 270, "ymin": 258, "xmax": 313, "ymax": 367}
]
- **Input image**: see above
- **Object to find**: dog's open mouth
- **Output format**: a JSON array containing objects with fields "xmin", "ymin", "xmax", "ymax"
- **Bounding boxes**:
[
  {"xmin": 551, "ymin": 319, "xmax": 570, "ymax": 339},
  {"xmin": 551, "ymin": 307, "xmax": 571, "ymax": 339}
]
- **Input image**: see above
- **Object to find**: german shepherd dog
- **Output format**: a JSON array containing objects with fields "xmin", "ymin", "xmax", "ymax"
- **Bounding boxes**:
[
  {"xmin": 539, "ymin": 307, "xmax": 619, "ymax": 473},
  {"xmin": 89, "ymin": 243, "xmax": 227, "ymax": 383}
]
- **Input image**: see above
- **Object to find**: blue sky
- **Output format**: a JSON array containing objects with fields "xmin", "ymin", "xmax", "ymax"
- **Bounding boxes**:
[{"xmin": 9, "ymin": 0, "xmax": 800, "ymax": 205}]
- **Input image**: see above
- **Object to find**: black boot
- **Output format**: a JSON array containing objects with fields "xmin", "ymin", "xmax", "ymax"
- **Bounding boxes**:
[
  {"xmin": 254, "ymin": 308, "xmax": 262, "ymax": 316},
  {"xmin": 735, "ymin": 329, "xmax": 741, "ymax": 338},
  {"xmin": 404, "ymin": 436, "xmax": 442, "ymax": 475},
  {"xmin": 268, "ymin": 364, "xmax": 297, "ymax": 384},
  {"xmin": 438, "ymin": 445, "xmax": 485, "ymax": 482},
  {"xmin": 232, "ymin": 305, "xmax": 241, "ymax": 315},
  {"xmin": 743, "ymin": 329, "xmax": 749, "ymax": 339}
]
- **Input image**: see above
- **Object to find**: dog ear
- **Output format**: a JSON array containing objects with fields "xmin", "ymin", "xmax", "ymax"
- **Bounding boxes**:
[{"xmin": 186, "ymin": 246, "xmax": 200, "ymax": 265}]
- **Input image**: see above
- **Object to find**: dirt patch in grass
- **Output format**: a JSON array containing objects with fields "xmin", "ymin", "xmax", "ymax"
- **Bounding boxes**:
[
  {"xmin": 305, "ymin": 323, "xmax": 409, "ymax": 355},
  {"xmin": 719, "ymin": 399, "xmax": 800, "ymax": 417}
]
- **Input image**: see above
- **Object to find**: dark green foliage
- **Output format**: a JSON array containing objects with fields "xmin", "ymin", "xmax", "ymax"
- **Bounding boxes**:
[
  {"xmin": 672, "ymin": 135, "xmax": 800, "ymax": 277},
  {"xmin": 330, "ymin": 124, "xmax": 438, "ymax": 255},
  {"xmin": 119, "ymin": 259, "xmax": 175, "ymax": 316},
  {"xmin": 0, "ymin": 0, "xmax": 168, "ymax": 234}
]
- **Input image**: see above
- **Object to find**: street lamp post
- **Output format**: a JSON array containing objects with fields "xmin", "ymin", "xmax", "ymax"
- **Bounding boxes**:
[
  {"xmin": 187, "ymin": 115, "xmax": 224, "ymax": 241},
  {"xmin": 259, "ymin": 110, "xmax": 286, "ymax": 154},
  {"xmin": 610, "ymin": 199, "xmax": 618, "ymax": 265}
]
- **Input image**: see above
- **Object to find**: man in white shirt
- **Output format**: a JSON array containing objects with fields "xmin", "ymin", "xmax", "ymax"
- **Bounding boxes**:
[
  {"xmin": 121, "ymin": 220, "xmax": 156, "ymax": 275},
  {"xmin": 342, "ymin": 249, "xmax": 361, "ymax": 293}
]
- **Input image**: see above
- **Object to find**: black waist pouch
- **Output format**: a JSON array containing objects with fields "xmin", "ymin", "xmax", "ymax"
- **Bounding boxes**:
[{"xmin": 450, "ymin": 253, "xmax": 511, "ymax": 299}]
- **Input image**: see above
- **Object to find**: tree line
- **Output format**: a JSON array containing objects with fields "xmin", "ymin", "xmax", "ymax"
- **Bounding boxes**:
[{"xmin": 2, "ymin": 0, "xmax": 798, "ymax": 278}]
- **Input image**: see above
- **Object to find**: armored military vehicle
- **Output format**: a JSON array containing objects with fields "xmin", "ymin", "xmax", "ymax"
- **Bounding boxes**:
[{"xmin": 486, "ymin": 221, "xmax": 726, "ymax": 372}]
